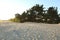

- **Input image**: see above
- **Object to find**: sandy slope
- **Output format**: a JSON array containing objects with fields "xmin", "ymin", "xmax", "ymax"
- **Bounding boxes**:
[{"xmin": 0, "ymin": 22, "xmax": 60, "ymax": 40}]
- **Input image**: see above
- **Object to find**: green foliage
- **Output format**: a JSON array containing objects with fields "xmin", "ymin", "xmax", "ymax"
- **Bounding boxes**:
[
  {"xmin": 13, "ymin": 4, "xmax": 59, "ymax": 24},
  {"xmin": 9, "ymin": 18, "xmax": 15, "ymax": 22},
  {"xmin": 47, "ymin": 7, "xmax": 59, "ymax": 23},
  {"xmin": 9, "ymin": 18, "xmax": 20, "ymax": 22},
  {"xmin": 25, "ymin": 4, "xmax": 44, "ymax": 22}
]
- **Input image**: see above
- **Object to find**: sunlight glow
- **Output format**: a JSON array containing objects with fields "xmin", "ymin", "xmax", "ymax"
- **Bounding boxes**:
[
  {"xmin": 0, "ymin": 0, "xmax": 60, "ymax": 20},
  {"xmin": 0, "ymin": 1, "xmax": 27, "ymax": 20}
]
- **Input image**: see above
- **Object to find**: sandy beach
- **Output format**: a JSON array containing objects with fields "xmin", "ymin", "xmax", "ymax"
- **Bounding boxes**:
[{"xmin": 0, "ymin": 22, "xmax": 60, "ymax": 40}]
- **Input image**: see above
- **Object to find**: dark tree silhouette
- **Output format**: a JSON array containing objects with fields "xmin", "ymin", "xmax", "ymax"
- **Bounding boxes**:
[
  {"xmin": 15, "ymin": 13, "xmax": 21, "ymax": 22},
  {"xmin": 20, "ymin": 11, "xmax": 27, "ymax": 22},
  {"xmin": 47, "ymin": 7, "xmax": 59, "ymax": 23},
  {"xmin": 13, "ymin": 4, "xmax": 59, "ymax": 24},
  {"xmin": 15, "ymin": 13, "xmax": 20, "ymax": 19},
  {"xmin": 58, "ymin": 14, "xmax": 60, "ymax": 23},
  {"xmin": 26, "ymin": 4, "xmax": 44, "ymax": 22}
]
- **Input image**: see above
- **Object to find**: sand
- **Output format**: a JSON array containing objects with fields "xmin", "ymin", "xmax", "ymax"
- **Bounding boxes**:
[{"xmin": 0, "ymin": 22, "xmax": 60, "ymax": 40}]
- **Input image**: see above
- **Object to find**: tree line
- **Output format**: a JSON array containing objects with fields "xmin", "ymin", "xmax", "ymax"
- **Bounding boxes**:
[{"xmin": 10, "ymin": 4, "xmax": 60, "ymax": 24}]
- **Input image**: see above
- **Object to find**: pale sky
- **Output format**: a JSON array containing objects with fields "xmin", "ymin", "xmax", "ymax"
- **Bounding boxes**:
[{"xmin": 0, "ymin": 0, "xmax": 60, "ymax": 20}]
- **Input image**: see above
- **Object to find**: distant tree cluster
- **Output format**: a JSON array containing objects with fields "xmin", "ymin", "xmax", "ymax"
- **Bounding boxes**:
[{"xmin": 12, "ymin": 4, "xmax": 60, "ymax": 24}]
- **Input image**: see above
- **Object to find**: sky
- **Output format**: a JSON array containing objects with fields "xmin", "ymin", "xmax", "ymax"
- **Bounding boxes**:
[{"xmin": 0, "ymin": 0, "xmax": 60, "ymax": 20}]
